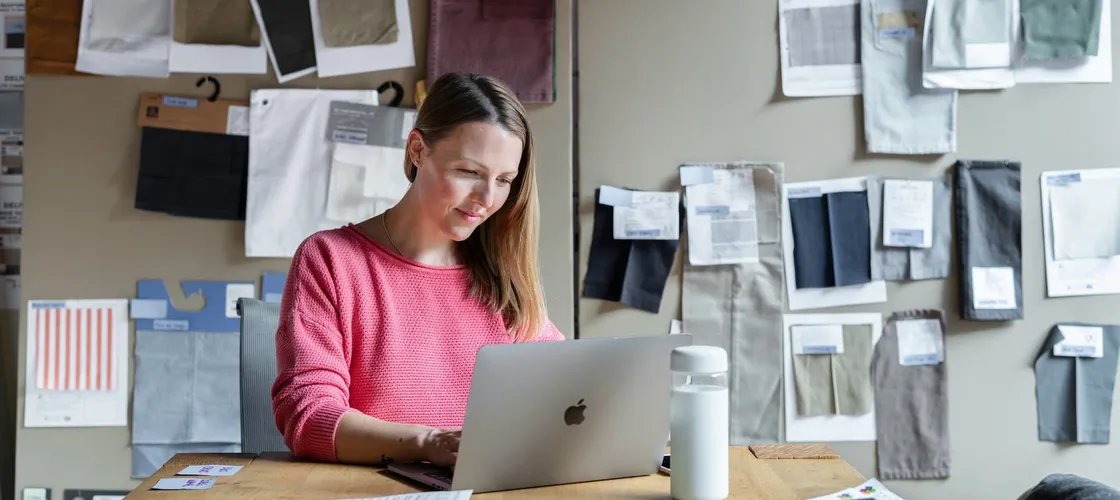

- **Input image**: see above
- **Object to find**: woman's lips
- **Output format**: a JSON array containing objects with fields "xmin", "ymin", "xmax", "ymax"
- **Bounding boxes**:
[{"xmin": 456, "ymin": 208, "xmax": 482, "ymax": 223}]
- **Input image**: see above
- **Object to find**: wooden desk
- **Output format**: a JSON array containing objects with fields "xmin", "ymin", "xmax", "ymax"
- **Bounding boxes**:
[{"xmin": 126, "ymin": 447, "xmax": 865, "ymax": 500}]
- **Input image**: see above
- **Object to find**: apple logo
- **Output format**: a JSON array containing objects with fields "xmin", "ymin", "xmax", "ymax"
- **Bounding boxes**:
[{"xmin": 564, "ymin": 399, "xmax": 587, "ymax": 426}]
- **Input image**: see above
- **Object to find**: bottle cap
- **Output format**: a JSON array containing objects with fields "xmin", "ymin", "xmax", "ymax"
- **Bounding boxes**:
[{"xmin": 670, "ymin": 345, "xmax": 728, "ymax": 374}]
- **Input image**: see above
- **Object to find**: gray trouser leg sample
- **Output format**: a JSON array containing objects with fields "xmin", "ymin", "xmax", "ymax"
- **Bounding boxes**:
[
  {"xmin": 954, "ymin": 159, "xmax": 1023, "ymax": 320},
  {"xmin": 868, "ymin": 173, "xmax": 953, "ymax": 281},
  {"xmin": 1035, "ymin": 323, "xmax": 1120, "ymax": 444}
]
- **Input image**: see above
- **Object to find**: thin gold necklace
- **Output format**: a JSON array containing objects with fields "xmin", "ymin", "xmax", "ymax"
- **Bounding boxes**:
[{"xmin": 382, "ymin": 209, "xmax": 404, "ymax": 256}]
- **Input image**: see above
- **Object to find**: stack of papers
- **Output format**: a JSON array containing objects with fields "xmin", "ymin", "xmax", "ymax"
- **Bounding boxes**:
[{"xmin": 807, "ymin": 479, "xmax": 905, "ymax": 499}]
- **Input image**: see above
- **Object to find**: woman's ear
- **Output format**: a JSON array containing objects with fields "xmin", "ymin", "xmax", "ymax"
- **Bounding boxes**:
[{"xmin": 406, "ymin": 130, "xmax": 425, "ymax": 169}]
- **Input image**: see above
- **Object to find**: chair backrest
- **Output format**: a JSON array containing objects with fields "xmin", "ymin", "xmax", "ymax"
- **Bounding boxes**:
[{"xmin": 237, "ymin": 297, "xmax": 288, "ymax": 453}]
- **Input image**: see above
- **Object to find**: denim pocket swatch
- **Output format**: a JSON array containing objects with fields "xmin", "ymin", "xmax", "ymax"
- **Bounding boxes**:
[{"xmin": 954, "ymin": 159, "xmax": 1023, "ymax": 321}]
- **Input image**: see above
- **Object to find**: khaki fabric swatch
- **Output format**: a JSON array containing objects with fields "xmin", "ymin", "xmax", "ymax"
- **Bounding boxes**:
[
  {"xmin": 792, "ymin": 324, "xmax": 874, "ymax": 417},
  {"xmin": 173, "ymin": 0, "xmax": 260, "ymax": 47},
  {"xmin": 318, "ymin": 0, "xmax": 398, "ymax": 47}
]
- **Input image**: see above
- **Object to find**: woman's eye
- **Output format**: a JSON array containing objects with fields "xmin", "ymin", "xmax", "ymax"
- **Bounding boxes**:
[
  {"xmin": 457, "ymin": 169, "xmax": 478, "ymax": 175},
  {"xmin": 499, "ymin": 178, "xmax": 513, "ymax": 185}
]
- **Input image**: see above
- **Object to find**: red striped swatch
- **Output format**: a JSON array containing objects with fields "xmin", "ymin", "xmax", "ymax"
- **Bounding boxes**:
[{"xmin": 34, "ymin": 305, "xmax": 116, "ymax": 391}]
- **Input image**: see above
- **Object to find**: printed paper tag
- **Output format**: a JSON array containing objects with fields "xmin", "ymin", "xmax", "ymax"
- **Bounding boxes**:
[
  {"xmin": 179, "ymin": 464, "xmax": 243, "ymax": 476},
  {"xmin": 226, "ymin": 105, "xmax": 250, "ymax": 137},
  {"xmin": 895, "ymin": 319, "xmax": 944, "ymax": 366},
  {"xmin": 325, "ymin": 101, "xmax": 413, "ymax": 149},
  {"xmin": 876, "ymin": 11, "xmax": 920, "ymax": 29},
  {"xmin": 787, "ymin": 186, "xmax": 822, "ymax": 199},
  {"xmin": 225, "ymin": 283, "xmax": 256, "ymax": 318},
  {"xmin": 1047, "ymin": 173, "xmax": 1082, "ymax": 186},
  {"xmin": 679, "ymin": 165, "xmax": 715, "ymax": 186},
  {"xmin": 598, "ymin": 185, "xmax": 634, "ymax": 207},
  {"xmin": 879, "ymin": 27, "xmax": 916, "ymax": 38},
  {"xmin": 882, "ymin": 179, "xmax": 934, "ymax": 248},
  {"xmin": 152, "ymin": 478, "xmax": 216, "ymax": 490},
  {"xmin": 971, "ymin": 267, "xmax": 1017, "ymax": 310},
  {"xmin": 614, "ymin": 191, "xmax": 680, "ymax": 240},
  {"xmin": 1054, "ymin": 325, "xmax": 1104, "ymax": 358},
  {"xmin": 792, "ymin": 325, "xmax": 845, "ymax": 355}
]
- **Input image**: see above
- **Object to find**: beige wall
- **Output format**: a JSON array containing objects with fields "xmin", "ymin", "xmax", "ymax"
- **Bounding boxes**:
[{"xmin": 10, "ymin": 0, "xmax": 573, "ymax": 492}]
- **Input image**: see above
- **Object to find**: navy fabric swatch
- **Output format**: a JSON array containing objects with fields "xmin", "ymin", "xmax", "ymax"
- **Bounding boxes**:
[
  {"xmin": 583, "ymin": 188, "xmax": 681, "ymax": 313},
  {"xmin": 789, "ymin": 195, "xmax": 833, "ymax": 289},
  {"xmin": 789, "ymin": 191, "xmax": 872, "ymax": 289},
  {"xmin": 136, "ymin": 126, "xmax": 248, "ymax": 220}
]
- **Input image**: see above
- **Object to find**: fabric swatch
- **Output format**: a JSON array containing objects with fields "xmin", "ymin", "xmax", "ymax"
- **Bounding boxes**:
[
  {"xmin": 1035, "ymin": 323, "xmax": 1120, "ymax": 444},
  {"xmin": 954, "ymin": 159, "xmax": 1023, "ymax": 321},
  {"xmin": 87, "ymin": 0, "xmax": 170, "ymax": 51},
  {"xmin": 319, "ymin": 0, "xmax": 398, "ymax": 47},
  {"xmin": 792, "ymin": 324, "xmax": 874, "ymax": 417},
  {"xmin": 682, "ymin": 163, "xmax": 786, "ymax": 445},
  {"xmin": 784, "ymin": 4, "xmax": 861, "ymax": 67},
  {"xmin": 583, "ymin": 188, "xmax": 679, "ymax": 313},
  {"xmin": 861, "ymin": 0, "xmax": 957, "ymax": 154},
  {"xmin": 173, "ymin": 0, "xmax": 260, "ymax": 47},
  {"xmin": 136, "ymin": 127, "xmax": 249, "ymax": 221},
  {"xmin": 867, "ymin": 173, "xmax": 953, "ymax": 281},
  {"xmin": 428, "ymin": 0, "xmax": 555, "ymax": 103},
  {"xmin": 254, "ymin": 0, "xmax": 317, "ymax": 78},
  {"xmin": 1021, "ymin": 0, "xmax": 1103, "ymax": 60},
  {"xmin": 873, "ymin": 309, "xmax": 950, "ymax": 480},
  {"xmin": 930, "ymin": 0, "xmax": 1012, "ymax": 69},
  {"xmin": 27, "ymin": 0, "xmax": 84, "ymax": 75},
  {"xmin": 789, "ymin": 195, "xmax": 832, "ymax": 289},
  {"xmin": 788, "ymin": 190, "xmax": 872, "ymax": 289}
]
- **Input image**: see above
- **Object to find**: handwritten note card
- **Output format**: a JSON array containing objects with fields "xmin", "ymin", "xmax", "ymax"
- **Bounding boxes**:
[
  {"xmin": 152, "ymin": 478, "xmax": 216, "ymax": 490},
  {"xmin": 179, "ymin": 464, "xmax": 243, "ymax": 476}
]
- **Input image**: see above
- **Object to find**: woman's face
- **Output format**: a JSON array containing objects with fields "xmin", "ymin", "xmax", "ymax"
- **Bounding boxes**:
[{"xmin": 408, "ymin": 122, "xmax": 524, "ymax": 242}]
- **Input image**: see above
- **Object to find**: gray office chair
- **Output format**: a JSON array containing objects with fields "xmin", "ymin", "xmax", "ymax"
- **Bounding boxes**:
[{"xmin": 236, "ymin": 297, "xmax": 289, "ymax": 454}]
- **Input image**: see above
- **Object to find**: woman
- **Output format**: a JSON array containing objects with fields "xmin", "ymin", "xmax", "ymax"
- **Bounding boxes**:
[{"xmin": 271, "ymin": 73, "xmax": 566, "ymax": 469}]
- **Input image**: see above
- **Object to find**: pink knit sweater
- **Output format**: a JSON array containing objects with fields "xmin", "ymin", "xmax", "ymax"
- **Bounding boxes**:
[{"xmin": 271, "ymin": 224, "xmax": 566, "ymax": 462}]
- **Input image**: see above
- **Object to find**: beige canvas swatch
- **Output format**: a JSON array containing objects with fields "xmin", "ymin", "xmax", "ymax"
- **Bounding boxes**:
[
  {"xmin": 319, "ymin": 0, "xmax": 398, "ymax": 47},
  {"xmin": 792, "ymin": 324, "xmax": 874, "ymax": 416},
  {"xmin": 173, "ymin": 0, "xmax": 260, "ymax": 47}
]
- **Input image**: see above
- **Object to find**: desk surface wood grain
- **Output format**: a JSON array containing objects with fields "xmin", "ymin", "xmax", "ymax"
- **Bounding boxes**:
[{"xmin": 125, "ymin": 447, "xmax": 865, "ymax": 500}]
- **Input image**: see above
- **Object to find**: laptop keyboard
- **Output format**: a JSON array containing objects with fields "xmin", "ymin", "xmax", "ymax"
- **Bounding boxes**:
[{"xmin": 423, "ymin": 469, "xmax": 453, "ymax": 482}]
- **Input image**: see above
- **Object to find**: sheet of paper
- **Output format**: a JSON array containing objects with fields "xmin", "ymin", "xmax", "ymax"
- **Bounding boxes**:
[
  {"xmin": 1049, "ymin": 176, "xmax": 1120, "ymax": 261},
  {"xmin": 168, "ymin": 39, "xmax": 268, "ymax": 75},
  {"xmin": 970, "ymin": 266, "xmax": 1017, "ymax": 309},
  {"xmin": 1054, "ymin": 325, "xmax": 1104, "ymax": 358},
  {"xmin": 340, "ymin": 491, "xmax": 473, "ymax": 500},
  {"xmin": 791, "ymin": 324, "xmax": 845, "ymax": 354},
  {"xmin": 612, "ymin": 191, "xmax": 679, "ymax": 240},
  {"xmin": 0, "ymin": 183, "xmax": 20, "ymax": 228},
  {"xmin": 178, "ymin": 464, "xmax": 243, "ymax": 476},
  {"xmin": 1040, "ymin": 169, "xmax": 1120, "ymax": 298},
  {"xmin": 895, "ymin": 318, "xmax": 944, "ymax": 365},
  {"xmin": 1014, "ymin": 0, "xmax": 1113, "ymax": 83},
  {"xmin": 308, "ymin": 0, "xmax": 415, "ymax": 78},
  {"xmin": 0, "ymin": 0, "xmax": 24, "ymax": 58},
  {"xmin": 805, "ymin": 478, "xmax": 905, "ymax": 500},
  {"xmin": 782, "ymin": 177, "xmax": 887, "ymax": 311},
  {"xmin": 73, "ymin": 0, "xmax": 171, "ymax": 78},
  {"xmin": 151, "ymin": 478, "xmax": 216, "ymax": 490},
  {"xmin": 783, "ymin": 313, "xmax": 882, "ymax": 442},
  {"xmin": 669, "ymin": 319, "xmax": 683, "ymax": 334},
  {"xmin": 882, "ymin": 179, "xmax": 933, "ymax": 248},
  {"xmin": 683, "ymin": 166, "xmax": 759, "ymax": 265},
  {"xmin": 778, "ymin": 0, "xmax": 862, "ymax": 96},
  {"xmin": 23, "ymin": 299, "xmax": 130, "ymax": 427}
]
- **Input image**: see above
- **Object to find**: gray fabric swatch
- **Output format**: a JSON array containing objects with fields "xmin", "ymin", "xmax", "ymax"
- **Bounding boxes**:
[
  {"xmin": 237, "ymin": 298, "xmax": 288, "ymax": 453},
  {"xmin": 868, "ymin": 173, "xmax": 953, "ymax": 281},
  {"xmin": 873, "ymin": 309, "xmax": 950, "ymax": 480},
  {"xmin": 784, "ymin": 4, "xmax": 861, "ymax": 67},
  {"xmin": 954, "ymin": 160, "xmax": 1023, "ymax": 321},
  {"xmin": 862, "ymin": 0, "xmax": 958, "ymax": 154},
  {"xmin": 792, "ymin": 324, "xmax": 874, "ymax": 416},
  {"xmin": 682, "ymin": 162, "xmax": 785, "ymax": 445},
  {"xmin": 931, "ymin": 0, "xmax": 1011, "ymax": 68},
  {"xmin": 1017, "ymin": 473, "xmax": 1120, "ymax": 500},
  {"xmin": 1021, "ymin": 0, "xmax": 1103, "ymax": 60},
  {"xmin": 1035, "ymin": 323, "xmax": 1120, "ymax": 444}
]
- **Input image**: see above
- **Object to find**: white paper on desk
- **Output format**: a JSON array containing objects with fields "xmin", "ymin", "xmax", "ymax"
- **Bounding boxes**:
[
  {"xmin": 782, "ymin": 177, "xmax": 887, "ymax": 311},
  {"xmin": 74, "ymin": 0, "xmax": 171, "ymax": 78},
  {"xmin": 1049, "ymin": 176, "xmax": 1120, "ymax": 261},
  {"xmin": 23, "ymin": 299, "xmax": 129, "ymax": 427},
  {"xmin": 783, "ymin": 313, "xmax": 881, "ymax": 442},
  {"xmin": 882, "ymin": 179, "xmax": 933, "ymax": 248},
  {"xmin": 1013, "ymin": 0, "xmax": 1113, "ymax": 83},
  {"xmin": 806, "ymin": 478, "xmax": 905, "ymax": 500},
  {"xmin": 684, "ymin": 166, "xmax": 759, "ymax": 265},
  {"xmin": 152, "ymin": 478, "xmax": 216, "ymax": 490},
  {"xmin": 921, "ymin": 0, "xmax": 1017, "ymax": 90},
  {"xmin": 778, "ymin": 0, "xmax": 862, "ymax": 96},
  {"xmin": 341, "ymin": 490, "xmax": 474, "ymax": 500},
  {"xmin": 1040, "ymin": 168, "xmax": 1120, "ymax": 298},
  {"xmin": 179, "ymin": 464, "xmax": 243, "ymax": 476},
  {"xmin": 612, "ymin": 191, "xmax": 680, "ymax": 240},
  {"xmin": 309, "ymin": 0, "xmax": 415, "ymax": 78}
]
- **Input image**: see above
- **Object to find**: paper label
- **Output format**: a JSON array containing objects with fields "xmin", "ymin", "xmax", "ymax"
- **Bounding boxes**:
[
  {"xmin": 1047, "ymin": 173, "xmax": 1082, "ymax": 186},
  {"xmin": 792, "ymin": 324, "xmax": 845, "ymax": 355},
  {"xmin": 130, "ymin": 299, "xmax": 168, "ymax": 319},
  {"xmin": 163, "ymin": 96, "xmax": 198, "ymax": 108},
  {"xmin": 225, "ymin": 283, "xmax": 256, "ymax": 318},
  {"xmin": 876, "ymin": 11, "xmax": 920, "ymax": 29},
  {"xmin": 1054, "ymin": 325, "xmax": 1104, "ymax": 358},
  {"xmin": 787, "ymin": 186, "xmax": 822, "ymax": 199},
  {"xmin": 22, "ymin": 488, "xmax": 47, "ymax": 500},
  {"xmin": 669, "ymin": 319, "xmax": 683, "ymax": 335},
  {"xmin": 882, "ymin": 179, "xmax": 934, "ymax": 248},
  {"xmin": 325, "ymin": 101, "xmax": 412, "ymax": 149},
  {"xmin": 152, "ymin": 478, "xmax": 216, "ymax": 490},
  {"xmin": 598, "ymin": 185, "xmax": 634, "ymax": 207},
  {"xmin": 226, "ymin": 105, "xmax": 250, "ymax": 137},
  {"xmin": 153, "ymin": 319, "xmax": 190, "ymax": 331},
  {"xmin": 679, "ymin": 165, "xmax": 715, "ymax": 186},
  {"xmin": 879, "ymin": 27, "xmax": 915, "ymax": 38},
  {"xmin": 895, "ymin": 319, "xmax": 943, "ymax": 366},
  {"xmin": 613, "ymin": 191, "xmax": 680, "ymax": 240},
  {"xmin": 179, "ymin": 464, "xmax": 243, "ymax": 476},
  {"xmin": 971, "ymin": 266, "xmax": 1017, "ymax": 310}
]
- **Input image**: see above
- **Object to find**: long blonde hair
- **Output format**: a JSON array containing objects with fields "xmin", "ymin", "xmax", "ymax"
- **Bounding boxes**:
[{"xmin": 405, "ymin": 73, "xmax": 546, "ymax": 342}]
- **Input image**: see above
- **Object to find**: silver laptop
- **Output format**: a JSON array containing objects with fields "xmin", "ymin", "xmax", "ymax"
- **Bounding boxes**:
[{"xmin": 388, "ymin": 334, "xmax": 692, "ymax": 493}]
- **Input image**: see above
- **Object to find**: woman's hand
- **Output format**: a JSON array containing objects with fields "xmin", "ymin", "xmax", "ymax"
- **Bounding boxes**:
[{"xmin": 419, "ymin": 427, "xmax": 462, "ymax": 467}]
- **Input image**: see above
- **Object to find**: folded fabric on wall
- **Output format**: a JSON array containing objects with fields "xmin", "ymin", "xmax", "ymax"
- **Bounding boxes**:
[
  {"xmin": 1021, "ymin": 0, "xmax": 1103, "ymax": 60},
  {"xmin": 791, "ymin": 324, "xmax": 874, "ymax": 417},
  {"xmin": 251, "ymin": 0, "xmax": 317, "ymax": 82},
  {"xmin": 1035, "ymin": 323, "xmax": 1120, "ymax": 444},
  {"xmin": 168, "ymin": 0, "xmax": 268, "ymax": 74},
  {"xmin": 319, "ymin": 0, "xmax": 397, "ymax": 46},
  {"xmin": 954, "ymin": 159, "xmax": 1023, "ymax": 321},
  {"xmin": 861, "ymin": 0, "xmax": 957, "ymax": 154},
  {"xmin": 683, "ymin": 162, "xmax": 785, "ymax": 445},
  {"xmin": 27, "ymin": 0, "xmax": 84, "ymax": 75},
  {"xmin": 428, "ymin": 0, "xmax": 555, "ymax": 103},
  {"xmin": 920, "ymin": 0, "xmax": 1015, "ymax": 89},
  {"xmin": 75, "ymin": 0, "xmax": 171, "ymax": 77},
  {"xmin": 788, "ymin": 190, "xmax": 872, "ymax": 289},
  {"xmin": 867, "ymin": 173, "xmax": 952, "ymax": 281}
]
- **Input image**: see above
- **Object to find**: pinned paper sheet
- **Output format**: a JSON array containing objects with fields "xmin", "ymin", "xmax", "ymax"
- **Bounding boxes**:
[
  {"xmin": 178, "ymin": 464, "xmax": 243, "ymax": 476},
  {"xmin": 682, "ymin": 165, "xmax": 759, "ymax": 265},
  {"xmin": 882, "ymin": 180, "xmax": 933, "ymax": 248},
  {"xmin": 151, "ymin": 478, "xmax": 215, "ymax": 491},
  {"xmin": 778, "ymin": 0, "xmax": 862, "ymax": 96},
  {"xmin": 598, "ymin": 187, "xmax": 679, "ymax": 240},
  {"xmin": 309, "ymin": 0, "xmax": 415, "ymax": 78},
  {"xmin": 1041, "ymin": 169, "xmax": 1120, "ymax": 298}
]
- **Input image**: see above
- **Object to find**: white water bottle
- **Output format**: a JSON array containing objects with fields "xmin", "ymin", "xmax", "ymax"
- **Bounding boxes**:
[{"xmin": 669, "ymin": 345, "xmax": 729, "ymax": 500}]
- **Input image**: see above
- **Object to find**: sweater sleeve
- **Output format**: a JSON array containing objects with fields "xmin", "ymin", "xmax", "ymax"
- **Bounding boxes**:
[
  {"xmin": 531, "ymin": 318, "xmax": 567, "ymax": 342},
  {"xmin": 271, "ymin": 235, "xmax": 354, "ymax": 462}
]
